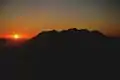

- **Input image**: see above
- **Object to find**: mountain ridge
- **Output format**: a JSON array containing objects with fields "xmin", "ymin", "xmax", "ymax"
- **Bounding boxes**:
[{"xmin": 0, "ymin": 28, "xmax": 120, "ymax": 80}]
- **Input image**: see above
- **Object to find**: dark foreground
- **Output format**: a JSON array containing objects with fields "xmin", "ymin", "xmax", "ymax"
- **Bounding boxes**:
[{"xmin": 0, "ymin": 29, "xmax": 120, "ymax": 80}]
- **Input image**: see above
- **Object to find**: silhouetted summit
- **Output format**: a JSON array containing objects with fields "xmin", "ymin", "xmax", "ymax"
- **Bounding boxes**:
[
  {"xmin": 0, "ymin": 39, "xmax": 6, "ymax": 46},
  {"xmin": 0, "ymin": 28, "xmax": 120, "ymax": 80},
  {"xmin": 19, "ymin": 28, "xmax": 120, "ymax": 65},
  {"xmin": 25, "ymin": 28, "xmax": 108, "ymax": 49},
  {"xmin": 30, "ymin": 29, "xmax": 104, "ymax": 42}
]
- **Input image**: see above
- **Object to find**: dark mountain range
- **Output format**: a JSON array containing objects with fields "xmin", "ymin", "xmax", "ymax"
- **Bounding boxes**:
[
  {"xmin": 0, "ymin": 28, "xmax": 120, "ymax": 80},
  {"xmin": 0, "ymin": 38, "xmax": 6, "ymax": 46}
]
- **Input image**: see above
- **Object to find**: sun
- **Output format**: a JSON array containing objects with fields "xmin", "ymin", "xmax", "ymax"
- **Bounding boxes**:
[
  {"xmin": 13, "ymin": 34, "xmax": 20, "ymax": 39},
  {"xmin": 5, "ymin": 33, "xmax": 29, "ymax": 40}
]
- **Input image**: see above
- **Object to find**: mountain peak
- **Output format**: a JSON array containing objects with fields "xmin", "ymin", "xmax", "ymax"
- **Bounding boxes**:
[{"xmin": 31, "ymin": 29, "xmax": 106, "ymax": 41}]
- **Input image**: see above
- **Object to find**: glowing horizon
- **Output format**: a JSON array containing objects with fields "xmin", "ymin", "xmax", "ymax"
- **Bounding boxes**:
[{"xmin": 0, "ymin": 0, "xmax": 120, "ymax": 38}]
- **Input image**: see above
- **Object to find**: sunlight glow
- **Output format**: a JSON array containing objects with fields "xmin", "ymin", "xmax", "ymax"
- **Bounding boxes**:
[
  {"xmin": 4, "ymin": 33, "xmax": 30, "ymax": 40},
  {"xmin": 13, "ymin": 34, "xmax": 20, "ymax": 39}
]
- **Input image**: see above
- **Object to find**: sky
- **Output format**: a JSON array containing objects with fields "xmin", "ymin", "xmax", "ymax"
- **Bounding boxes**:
[{"xmin": 0, "ymin": 0, "xmax": 120, "ymax": 38}]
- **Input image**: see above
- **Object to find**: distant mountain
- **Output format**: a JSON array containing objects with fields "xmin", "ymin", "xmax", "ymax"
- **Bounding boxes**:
[
  {"xmin": 21, "ymin": 28, "xmax": 120, "ymax": 56},
  {"xmin": 0, "ymin": 28, "xmax": 120, "ymax": 80},
  {"xmin": 0, "ymin": 38, "xmax": 6, "ymax": 44},
  {"xmin": 31, "ymin": 28, "xmax": 106, "ymax": 41},
  {"xmin": 26, "ymin": 28, "xmax": 108, "ymax": 47},
  {"xmin": 0, "ymin": 38, "xmax": 7, "ymax": 47}
]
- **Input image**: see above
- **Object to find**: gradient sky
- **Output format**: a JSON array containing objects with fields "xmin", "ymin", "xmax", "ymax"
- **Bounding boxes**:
[{"xmin": 0, "ymin": 0, "xmax": 120, "ymax": 38}]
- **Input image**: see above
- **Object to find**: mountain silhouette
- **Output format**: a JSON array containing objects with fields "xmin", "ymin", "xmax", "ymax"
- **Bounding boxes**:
[
  {"xmin": 24, "ymin": 28, "xmax": 108, "ymax": 50},
  {"xmin": 0, "ymin": 28, "xmax": 120, "ymax": 80},
  {"xmin": 19, "ymin": 28, "xmax": 120, "ymax": 66}
]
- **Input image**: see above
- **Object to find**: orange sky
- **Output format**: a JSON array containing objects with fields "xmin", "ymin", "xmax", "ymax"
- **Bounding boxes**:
[{"xmin": 0, "ymin": 0, "xmax": 120, "ymax": 38}]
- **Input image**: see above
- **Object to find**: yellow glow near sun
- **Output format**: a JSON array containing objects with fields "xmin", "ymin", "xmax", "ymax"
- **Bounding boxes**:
[
  {"xmin": 5, "ymin": 33, "xmax": 30, "ymax": 39},
  {"xmin": 13, "ymin": 34, "xmax": 20, "ymax": 39}
]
